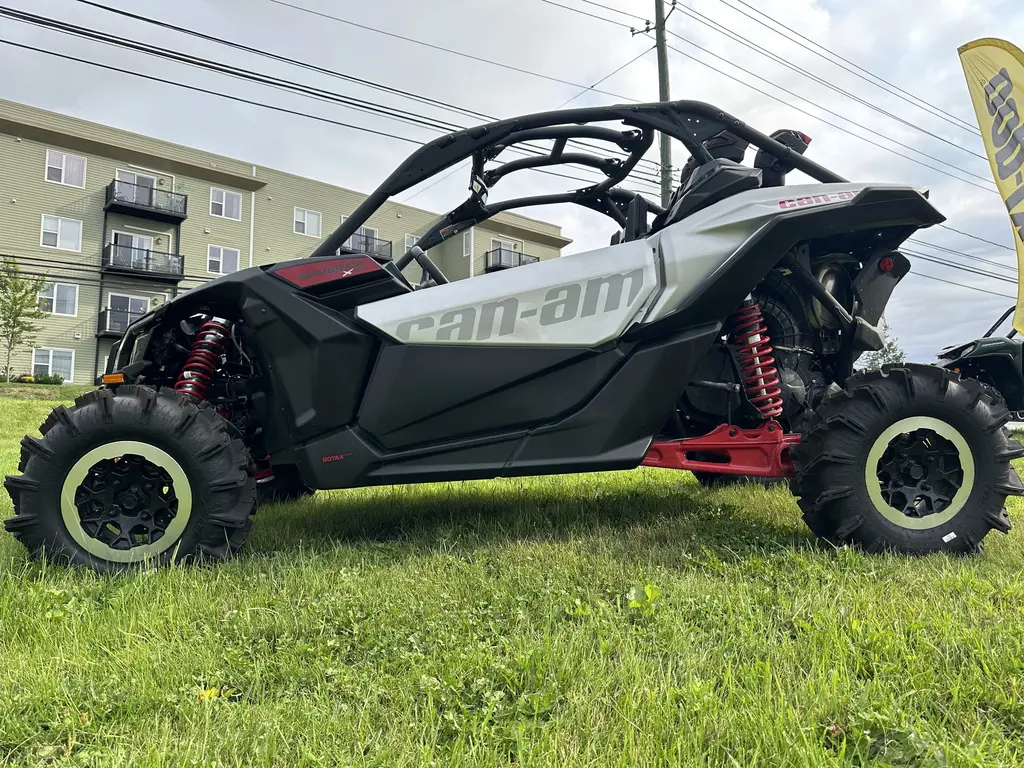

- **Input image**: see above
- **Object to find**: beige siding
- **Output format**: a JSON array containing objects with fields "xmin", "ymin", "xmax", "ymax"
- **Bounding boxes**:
[
  {"xmin": 179, "ymin": 183, "xmax": 250, "ymax": 280},
  {"xmin": 0, "ymin": 99, "xmax": 259, "ymax": 190}
]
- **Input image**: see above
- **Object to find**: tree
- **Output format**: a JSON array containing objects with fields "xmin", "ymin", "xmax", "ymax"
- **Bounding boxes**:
[
  {"xmin": 860, "ymin": 333, "xmax": 907, "ymax": 371},
  {"xmin": 0, "ymin": 257, "xmax": 45, "ymax": 382}
]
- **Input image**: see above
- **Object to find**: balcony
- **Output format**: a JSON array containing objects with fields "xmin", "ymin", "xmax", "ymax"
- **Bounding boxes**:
[
  {"xmin": 102, "ymin": 243, "xmax": 185, "ymax": 282},
  {"xmin": 484, "ymin": 247, "xmax": 540, "ymax": 272},
  {"xmin": 104, "ymin": 179, "xmax": 188, "ymax": 223},
  {"xmin": 97, "ymin": 308, "xmax": 146, "ymax": 338},
  {"xmin": 347, "ymin": 233, "xmax": 393, "ymax": 260}
]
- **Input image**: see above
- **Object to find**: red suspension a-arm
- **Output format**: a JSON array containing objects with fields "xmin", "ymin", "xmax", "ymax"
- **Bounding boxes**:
[{"xmin": 642, "ymin": 421, "xmax": 799, "ymax": 478}]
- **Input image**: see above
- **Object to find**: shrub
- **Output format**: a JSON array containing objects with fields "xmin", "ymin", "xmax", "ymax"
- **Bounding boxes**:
[
  {"xmin": 33, "ymin": 373, "xmax": 64, "ymax": 385},
  {"xmin": 14, "ymin": 374, "xmax": 34, "ymax": 384}
]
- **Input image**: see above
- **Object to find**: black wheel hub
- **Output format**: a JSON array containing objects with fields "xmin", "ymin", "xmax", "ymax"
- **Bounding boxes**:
[
  {"xmin": 877, "ymin": 428, "xmax": 963, "ymax": 519},
  {"xmin": 74, "ymin": 454, "xmax": 179, "ymax": 551}
]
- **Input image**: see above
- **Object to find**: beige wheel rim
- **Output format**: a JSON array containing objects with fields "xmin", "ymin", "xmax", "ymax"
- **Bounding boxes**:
[
  {"xmin": 865, "ymin": 416, "xmax": 975, "ymax": 530},
  {"xmin": 60, "ymin": 441, "xmax": 194, "ymax": 563}
]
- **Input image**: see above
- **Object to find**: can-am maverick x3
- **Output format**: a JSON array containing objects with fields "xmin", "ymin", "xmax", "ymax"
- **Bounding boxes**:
[{"xmin": 6, "ymin": 100, "xmax": 1022, "ymax": 571}]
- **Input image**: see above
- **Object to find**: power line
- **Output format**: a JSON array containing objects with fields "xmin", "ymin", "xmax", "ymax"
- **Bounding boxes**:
[
  {"xmin": 0, "ymin": 26, "xmax": 661, "ymax": 194},
  {"xmin": 907, "ymin": 270, "xmax": 1016, "ymax": 300},
  {"xmin": 716, "ymin": 0, "xmax": 978, "ymax": 133},
  {"xmin": 903, "ymin": 249, "xmax": 1017, "ymax": 284},
  {"xmin": 669, "ymin": 3, "xmax": 987, "ymax": 163},
  {"xmin": 570, "ymin": 0, "xmax": 648, "ymax": 23},
  {"xmin": 44, "ymin": 8, "xmax": 663, "ymax": 189},
  {"xmin": 908, "ymin": 238, "xmax": 1017, "ymax": 273},
  {"xmin": 658, "ymin": 39, "xmax": 996, "ymax": 193},
  {"xmin": 936, "ymin": 224, "xmax": 1017, "ymax": 253},
  {"xmin": 538, "ymin": 0, "xmax": 636, "ymax": 28},
  {"xmin": 264, "ymin": 0, "xmax": 640, "ymax": 104},
  {"xmin": 537, "ymin": 0, "xmax": 992, "ymax": 187},
  {"xmin": 0, "ymin": 39, "xmax": 429, "ymax": 143},
  {"xmin": 404, "ymin": 44, "xmax": 658, "ymax": 204},
  {"xmin": 72, "ymin": 0, "xmax": 667, "ymax": 176},
  {"xmin": 555, "ymin": 44, "xmax": 655, "ymax": 109},
  {"xmin": 8, "ymin": 252, "xmax": 215, "ymax": 285}
]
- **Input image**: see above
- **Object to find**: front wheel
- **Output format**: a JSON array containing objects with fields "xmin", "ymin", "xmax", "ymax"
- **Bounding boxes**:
[
  {"xmin": 792, "ymin": 365, "xmax": 1024, "ymax": 554},
  {"xmin": 4, "ymin": 386, "xmax": 257, "ymax": 572}
]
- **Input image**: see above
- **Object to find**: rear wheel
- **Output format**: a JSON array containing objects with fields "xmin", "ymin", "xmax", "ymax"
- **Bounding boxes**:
[
  {"xmin": 792, "ymin": 365, "xmax": 1024, "ymax": 554},
  {"xmin": 4, "ymin": 386, "xmax": 257, "ymax": 572}
]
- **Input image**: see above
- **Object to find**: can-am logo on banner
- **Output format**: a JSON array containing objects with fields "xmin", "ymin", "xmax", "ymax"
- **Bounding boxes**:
[{"xmin": 985, "ymin": 67, "xmax": 1024, "ymax": 243}]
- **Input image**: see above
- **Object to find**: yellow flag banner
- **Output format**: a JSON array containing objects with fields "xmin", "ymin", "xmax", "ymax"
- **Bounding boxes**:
[{"xmin": 959, "ymin": 39, "xmax": 1024, "ymax": 332}]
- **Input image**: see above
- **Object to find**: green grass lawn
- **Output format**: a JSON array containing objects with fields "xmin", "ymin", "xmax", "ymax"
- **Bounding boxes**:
[
  {"xmin": 2, "ymin": 395, "xmax": 1024, "ymax": 767},
  {"xmin": 0, "ymin": 383, "xmax": 95, "ymax": 401}
]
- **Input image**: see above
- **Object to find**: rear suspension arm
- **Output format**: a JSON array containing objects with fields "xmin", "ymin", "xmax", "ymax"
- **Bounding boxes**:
[{"xmin": 643, "ymin": 421, "xmax": 800, "ymax": 478}]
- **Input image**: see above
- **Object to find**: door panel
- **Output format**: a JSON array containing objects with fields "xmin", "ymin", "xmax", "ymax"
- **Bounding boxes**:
[{"xmin": 358, "ymin": 344, "xmax": 624, "ymax": 450}]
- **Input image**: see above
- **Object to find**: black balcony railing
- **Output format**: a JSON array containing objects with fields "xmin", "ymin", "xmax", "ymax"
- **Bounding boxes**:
[
  {"xmin": 347, "ymin": 233, "xmax": 393, "ymax": 260},
  {"xmin": 97, "ymin": 308, "xmax": 146, "ymax": 337},
  {"xmin": 104, "ymin": 180, "xmax": 188, "ymax": 221},
  {"xmin": 484, "ymin": 247, "xmax": 540, "ymax": 271},
  {"xmin": 102, "ymin": 243, "xmax": 185, "ymax": 280}
]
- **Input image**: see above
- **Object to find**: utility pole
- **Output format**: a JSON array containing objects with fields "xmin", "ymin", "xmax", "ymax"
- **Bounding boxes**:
[{"xmin": 654, "ymin": 0, "xmax": 672, "ymax": 207}]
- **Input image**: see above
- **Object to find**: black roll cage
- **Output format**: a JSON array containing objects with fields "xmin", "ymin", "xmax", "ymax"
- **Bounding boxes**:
[
  {"xmin": 985, "ymin": 305, "xmax": 1019, "ymax": 339},
  {"xmin": 310, "ymin": 99, "xmax": 848, "ymax": 280}
]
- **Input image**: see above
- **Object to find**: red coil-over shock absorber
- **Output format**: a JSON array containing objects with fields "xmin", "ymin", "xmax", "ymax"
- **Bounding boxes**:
[
  {"xmin": 174, "ymin": 318, "xmax": 230, "ymax": 401},
  {"xmin": 729, "ymin": 299, "xmax": 784, "ymax": 420}
]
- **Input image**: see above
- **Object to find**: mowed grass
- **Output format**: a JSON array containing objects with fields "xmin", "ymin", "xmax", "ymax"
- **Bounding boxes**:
[
  {"xmin": 1, "ymin": 397, "xmax": 1024, "ymax": 766},
  {"xmin": 0, "ymin": 384, "xmax": 95, "ymax": 401}
]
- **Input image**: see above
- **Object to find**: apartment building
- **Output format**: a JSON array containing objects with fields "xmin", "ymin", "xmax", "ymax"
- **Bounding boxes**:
[{"xmin": 0, "ymin": 99, "xmax": 571, "ymax": 383}]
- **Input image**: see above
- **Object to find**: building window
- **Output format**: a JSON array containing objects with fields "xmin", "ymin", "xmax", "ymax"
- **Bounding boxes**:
[
  {"xmin": 106, "ymin": 294, "xmax": 150, "ymax": 334},
  {"xmin": 37, "ymin": 282, "xmax": 78, "ymax": 317},
  {"xmin": 491, "ymin": 237, "xmax": 520, "ymax": 252},
  {"xmin": 210, "ymin": 188, "xmax": 242, "ymax": 220},
  {"xmin": 207, "ymin": 245, "xmax": 241, "ymax": 275},
  {"xmin": 463, "ymin": 229, "xmax": 473, "ymax": 258},
  {"xmin": 44, "ymin": 150, "xmax": 86, "ymax": 187},
  {"xmin": 344, "ymin": 225, "xmax": 378, "ymax": 248},
  {"xmin": 40, "ymin": 215, "xmax": 82, "ymax": 251},
  {"xmin": 294, "ymin": 207, "xmax": 322, "ymax": 237},
  {"xmin": 32, "ymin": 348, "xmax": 75, "ymax": 382},
  {"xmin": 114, "ymin": 169, "xmax": 158, "ymax": 206},
  {"xmin": 405, "ymin": 234, "xmax": 419, "ymax": 251}
]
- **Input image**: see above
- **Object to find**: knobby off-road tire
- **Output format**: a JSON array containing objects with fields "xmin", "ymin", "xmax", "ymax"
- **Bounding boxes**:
[
  {"xmin": 4, "ymin": 386, "xmax": 257, "ymax": 572},
  {"xmin": 792, "ymin": 365, "xmax": 1024, "ymax": 555}
]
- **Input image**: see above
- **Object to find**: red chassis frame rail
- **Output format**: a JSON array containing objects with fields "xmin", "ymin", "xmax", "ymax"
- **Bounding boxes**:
[{"xmin": 642, "ymin": 421, "xmax": 800, "ymax": 478}]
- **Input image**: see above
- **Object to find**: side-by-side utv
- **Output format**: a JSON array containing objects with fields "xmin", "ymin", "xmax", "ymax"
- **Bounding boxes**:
[{"xmin": 6, "ymin": 99, "xmax": 1022, "ymax": 571}]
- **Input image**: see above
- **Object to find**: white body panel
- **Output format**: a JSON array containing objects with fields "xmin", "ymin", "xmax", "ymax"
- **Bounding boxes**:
[
  {"xmin": 643, "ymin": 182, "xmax": 898, "ymax": 323},
  {"xmin": 357, "ymin": 239, "xmax": 659, "ymax": 346},
  {"xmin": 357, "ymin": 182, "xmax": 917, "ymax": 346}
]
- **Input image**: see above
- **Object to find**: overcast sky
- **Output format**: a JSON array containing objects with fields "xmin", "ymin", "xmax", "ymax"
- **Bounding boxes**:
[{"xmin": 1, "ymin": 0, "xmax": 1022, "ymax": 360}]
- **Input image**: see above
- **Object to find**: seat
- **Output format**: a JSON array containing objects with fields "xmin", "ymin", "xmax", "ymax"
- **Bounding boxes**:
[{"xmin": 650, "ymin": 159, "xmax": 763, "ymax": 233}]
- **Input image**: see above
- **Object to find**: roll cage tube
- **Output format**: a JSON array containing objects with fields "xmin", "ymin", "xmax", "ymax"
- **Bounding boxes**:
[
  {"xmin": 984, "ymin": 305, "xmax": 1018, "ymax": 339},
  {"xmin": 310, "ymin": 99, "xmax": 848, "ymax": 272}
]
